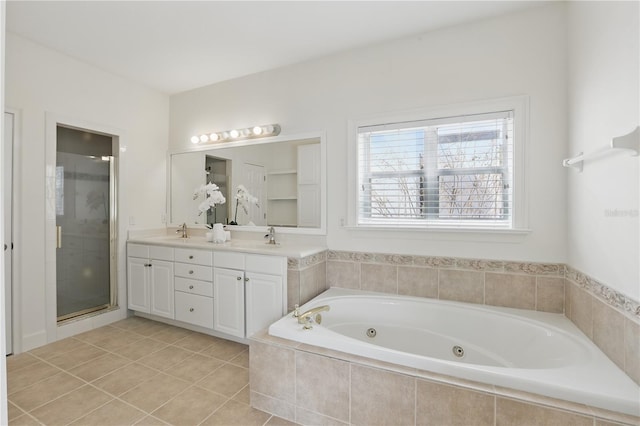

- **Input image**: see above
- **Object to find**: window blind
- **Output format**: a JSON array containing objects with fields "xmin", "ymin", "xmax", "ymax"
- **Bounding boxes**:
[{"xmin": 357, "ymin": 110, "xmax": 514, "ymax": 228}]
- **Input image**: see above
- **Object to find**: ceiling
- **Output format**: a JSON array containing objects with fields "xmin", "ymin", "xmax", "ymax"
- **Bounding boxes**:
[{"xmin": 6, "ymin": 1, "xmax": 547, "ymax": 95}]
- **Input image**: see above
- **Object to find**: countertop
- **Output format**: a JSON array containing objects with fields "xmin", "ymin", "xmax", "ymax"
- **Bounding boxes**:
[{"xmin": 127, "ymin": 235, "xmax": 326, "ymax": 258}]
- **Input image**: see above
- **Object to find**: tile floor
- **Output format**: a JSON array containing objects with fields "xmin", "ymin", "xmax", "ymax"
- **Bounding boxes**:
[{"xmin": 6, "ymin": 316, "xmax": 297, "ymax": 426}]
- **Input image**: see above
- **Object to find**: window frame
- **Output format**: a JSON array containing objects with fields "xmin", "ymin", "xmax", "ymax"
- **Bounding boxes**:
[{"xmin": 347, "ymin": 96, "xmax": 529, "ymax": 232}]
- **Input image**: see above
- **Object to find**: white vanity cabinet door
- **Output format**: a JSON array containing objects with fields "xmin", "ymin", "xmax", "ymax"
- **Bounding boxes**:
[
  {"xmin": 245, "ymin": 271, "xmax": 283, "ymax": 337},
  {"xmin": 149, "ymin": 260, "xmax": 174, "ymax": 319},
  {"xmin": 213, "ymin": 267, "xmax": 245, "ymax": 338},
  {"xmin": 127, "ymin": 257, "xmax": 150, "ymax": 313}
]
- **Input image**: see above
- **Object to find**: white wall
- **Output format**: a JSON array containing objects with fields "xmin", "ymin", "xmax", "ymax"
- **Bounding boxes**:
[
  {"xmin": 567, "ymin": 2, "xmax": 640, "ymax": 300},
  {"xmin": 170, "ymin": 4, "xmax": 568, "ymax": 262},
  {"xmin": 5, "ymin": 33, "xmax": 169, "ymax": 350},
  {"xmin": 0, "ymin": 2, "xmax": 8, "ymax": 424}
]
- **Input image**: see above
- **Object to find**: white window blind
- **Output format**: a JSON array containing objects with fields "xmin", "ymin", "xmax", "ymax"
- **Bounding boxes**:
[{"xmin": 357, "ymin": 110, "xmax": 514, "ymax": 228}]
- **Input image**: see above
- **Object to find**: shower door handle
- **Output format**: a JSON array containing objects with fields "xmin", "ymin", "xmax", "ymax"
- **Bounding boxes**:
[{"xmin": 56, "ymin": 226, "xmax": 62, "ymax": 249}]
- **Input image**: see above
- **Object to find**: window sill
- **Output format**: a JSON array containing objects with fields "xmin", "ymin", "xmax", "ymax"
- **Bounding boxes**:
[{"xmin": 342, "ymin": 225, "xmax": 531, "ymax": 242}]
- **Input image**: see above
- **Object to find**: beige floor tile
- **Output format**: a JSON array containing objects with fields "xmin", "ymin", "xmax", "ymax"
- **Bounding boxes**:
[
  {"xmin": 149, "ymin": 326, "xmax": 193, "ymax": 344},
  {"xmin": 266, "ymin": 416, "xmax": 299, "ymax": 426},
  {"xmin": 69, "ymin": 399, "xmax": 146, "ymax": 426},
  {"xmin": 229, "ymin": 349, "xmax": 249, "ymax": 368},
  {"xmin": 76, "ymin": 325, "xmax": 144, "ymax": 351},
  {"xmin": 47, "ymin": 344, "xmax": 107, "ymax": 371},
  {"xmin": 137, "ymin": 346, "xmax": 193, "ymax": 371},
  {"xmin": 30, "ymin": 385, "xmax": 112, "ymax": 426},
  {"xmin": 7, "ymin": 360, "xmax": 61, "ymax": 395},
  {"xmin": 8, "ymin": 413, "xmax": 42, "ymax": 426},
  {"xmin": 8, "ymin": 372, "xmax": 84, "ymax": 412},
  {"xmin": 132, "ymin": 321, "xmax": 172, "ymax": 337},
  {"xmin": 200, "ymin": 338, "xmax": 248, "ymax": 361},
  {"xmin": 118, "ymin": 337, "xmax": 169, "ymax": 361},
  {"xmin": 134, "ymin": 415, "xmax": 171, "ymax": 425},
  {"xmin": 110, "ymin": 316, "xmax": 157, "ymax": 333},
  {"xmin": 120, "ymin": 372, "xmax": 191, "ymax": 413},
  {"xmin": 152, "ymin": 386, "xmax": 228, "ymax": 425},
  {"xmin": 28, "ymin": 337, "xmax": 86, "ymax": 360},
  {"xmin": 69, "ymin": 353, "xmax": 132, "ymax": 382},
  {"xmin": 201, "ymin": 399, "xmax": 271, "ymax": 426},
  {"xmin": 164, "ymin": 353, "xmax": 224, "ymax": 382},
  {"xmin": 6, "ymin": 353, "xmax": 40, "ymax": 374},
  {"xmin": 172, "ymin": 331, "xmax": 218, "ymax": 352},
  {"xmin": 198, "ymin": 363, "xmax": 249, "ymax": 397},
  {"xmin": 8, "ymin": 401, "xmax": 25, "ymax": 422},
  {"xmin": 92, "ymin": 362, "xmax": 158, "ymax": 396},
  {"xmin": 232, "ymin": 385, "xmax": 250, "ymax": 404}
]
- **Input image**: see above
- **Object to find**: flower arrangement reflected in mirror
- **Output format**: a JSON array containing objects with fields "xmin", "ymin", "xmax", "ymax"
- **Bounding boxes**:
[{"xmin": 229, "ymin": 184, "xmax": 260, "ymax": 225}]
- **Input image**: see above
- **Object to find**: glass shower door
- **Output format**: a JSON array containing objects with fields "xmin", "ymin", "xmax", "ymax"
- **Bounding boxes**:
[{"xmin": 56, "ymin": 126, "xmax": 114, "ymax": 321}]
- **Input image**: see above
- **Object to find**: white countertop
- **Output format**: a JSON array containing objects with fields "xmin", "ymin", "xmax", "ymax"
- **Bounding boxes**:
[{"xmin": 127, "ymin": 235, "xmax": 326, "ymax": 258}]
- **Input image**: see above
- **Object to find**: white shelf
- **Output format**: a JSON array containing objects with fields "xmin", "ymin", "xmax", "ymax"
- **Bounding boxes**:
[{"xmin": 268, "ymin": 169, "xmax": 297, "ymax": 176}]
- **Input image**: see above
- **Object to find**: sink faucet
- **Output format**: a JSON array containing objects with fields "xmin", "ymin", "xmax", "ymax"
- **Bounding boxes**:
[
  {"xmin": 264, "ymin": 226, "xmax": 276, "ymax": 245},
  {"xmin": 297, "ymin": 305, "xmax": 330, "ymax": 329},
  {"xmin": 176, "ymin": 222, "xmax": 188, "ymax": 238}
]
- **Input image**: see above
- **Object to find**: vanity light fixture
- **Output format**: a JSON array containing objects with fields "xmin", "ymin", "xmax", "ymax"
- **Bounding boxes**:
[{"xmin": 190, "ymin": 124, "xmax": 281, "ymax": 144}]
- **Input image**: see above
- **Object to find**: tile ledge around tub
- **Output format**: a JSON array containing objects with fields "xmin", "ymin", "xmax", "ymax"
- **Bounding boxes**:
[{"xmin": 250, "ymin": 330, "xmax": 640, "ymax": 425}]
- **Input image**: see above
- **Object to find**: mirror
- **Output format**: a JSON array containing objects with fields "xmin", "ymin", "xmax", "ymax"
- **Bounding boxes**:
[{"xmin": 168, "ymin": 133, "xmax": 325, "ymax": 233}]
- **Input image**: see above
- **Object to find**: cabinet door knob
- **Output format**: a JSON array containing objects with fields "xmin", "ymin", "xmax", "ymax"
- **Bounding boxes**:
[
  {"xmin": 245, "ymin": 277, "xmax": 249, "ymax": 282},
  {"xmin": 145, "ymin": 263, "xmax": 152, "ymax": 267},
  {"xmin": 189, "ymin": 308, "xmax": 194, "ymax": 312},
  {"xmin": 188, "ymin": 255, "xmax": 194, "ymax": 259},
  {"xmin": 236, "ymin": 276, "xmax": 242, "ymax": 281},
  {"xmin": 189, "ymin": 270, "xmax": 194, "ymax": 274},
  {"xmin": 189, "ymin": 285, "xmax": 194, "ymax": 290}
]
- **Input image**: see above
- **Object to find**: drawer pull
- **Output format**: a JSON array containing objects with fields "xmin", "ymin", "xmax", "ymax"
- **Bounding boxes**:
[
  {"xmin": 145, "ymin": 263, "xmax": 152, "ymax": 267},
  {"xmin": 189, "ymin": 285, "xmax": 194, "ymax": 290},
  {"xmin": 189, "ymin": 308, "xmax": 194, "ymax": 312},
  {"xmin": 189, "ymin": 255, "xmax": 194, "ymax": 259},
  {"xmin": 189, "ymin": 270, "xmax": 194, "ymax": 275},
  {"xmin": 236, "ymin": 276, "xmax": 242, "ymax": 281}
]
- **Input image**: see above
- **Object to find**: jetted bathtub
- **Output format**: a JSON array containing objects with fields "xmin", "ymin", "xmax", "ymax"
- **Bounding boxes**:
[{"xmin": 268, "ymin": 288, "xmax": 640, "ymax": 417}]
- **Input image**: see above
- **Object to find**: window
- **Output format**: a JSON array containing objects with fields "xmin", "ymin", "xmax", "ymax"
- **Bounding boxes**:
[{"xmin": 355, "ymin": 107, "xmax": 521, "ymax": 230}]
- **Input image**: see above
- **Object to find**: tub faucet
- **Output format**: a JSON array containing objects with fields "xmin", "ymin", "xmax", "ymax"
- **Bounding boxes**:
[
  {"xmin": 264, "ymin": 226, "xmax": 276, "ymax": 245},
  {"xmin": 298, "ymin": 305, "xmax": 330, "ymax": 329},
  {"xmin": 176, "ymin": 222, "xmax": 188, "ymax": 238}
]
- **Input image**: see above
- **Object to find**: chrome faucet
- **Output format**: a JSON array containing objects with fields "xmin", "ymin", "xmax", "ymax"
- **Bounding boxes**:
[
  {"xmin": 297, "ymin": 305, "xmax": 330, "ymax": 329},
  {"xmin": 176, "ymin": 222, "xmax": 188, "ymax": 238},
  {"xmin": 264, "ymin": 226, "xmax": 276, "ymax": 245}
]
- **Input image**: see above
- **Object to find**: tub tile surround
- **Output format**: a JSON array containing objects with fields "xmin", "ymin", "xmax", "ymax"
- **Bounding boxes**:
[
  {"xmin": 270, "ymin": 249, "xmax": 640, "ymax": 423},
  {"xmin": 250, "ymin": 330, "xmax": 640, "ymax": 426}
]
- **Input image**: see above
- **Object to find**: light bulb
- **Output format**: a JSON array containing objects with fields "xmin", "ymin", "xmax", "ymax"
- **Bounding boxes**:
[
  {"xmin": 252, "ymin": 126, "xmax": 263, "ymax": 136},
  {"xmin": 200, "ymin": 134, "xmax": 209, "ymax": 143},
  {"xmin": 241, "ymin": 128, "xmax": 251, "ymax": 137},
  {"xmin": 264, "ymin": 125, "xmax": 274, "ymax": 134},
  {"xmin": 222, "ymin": 131, "xmax": 230, "ymax": 140},
  {"xmin": 209, "ymin": 133, "xmax": 219, "ymax": 142},
  {"xmin": 190, "ymin": 136, "xmax": 200, "ymax": 144},
  {"xmin": 229, "ymin": 129, "xmax": 240, "ymax": 138}
]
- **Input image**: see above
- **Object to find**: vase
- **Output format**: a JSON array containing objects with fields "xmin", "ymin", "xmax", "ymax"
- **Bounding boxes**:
[{"xmin": 212, "ymin": 223, "xmax": 225, "ymax": 243}]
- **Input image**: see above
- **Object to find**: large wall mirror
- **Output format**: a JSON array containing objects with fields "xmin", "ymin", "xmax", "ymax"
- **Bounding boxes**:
[{"xmin": 168, "ymin": 132, "xmax": 326, "ymax": 234}]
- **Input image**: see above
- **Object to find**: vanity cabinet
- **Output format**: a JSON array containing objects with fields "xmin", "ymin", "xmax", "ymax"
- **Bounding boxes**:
[
  {"xmin": 213, "ymin": 252, "xmax": 285, "ymax": 338},
  {"xmin": 127, "ymin": 244, "xmax": 175, "ymax": 318},
  {"xmin": 174, "ymin": 248, "xmax": 214, "ymax": 328}
]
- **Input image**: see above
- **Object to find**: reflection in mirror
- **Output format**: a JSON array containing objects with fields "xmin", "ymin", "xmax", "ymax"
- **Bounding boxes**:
[{"xmin": 169, "ymin": 136, "xmax": 323, "ymax": 230}]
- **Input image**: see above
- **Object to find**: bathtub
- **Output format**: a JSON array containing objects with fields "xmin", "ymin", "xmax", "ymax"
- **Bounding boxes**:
[{"xmin": 268, "ymin": 288, "xmax": 640, "ymax": 417}]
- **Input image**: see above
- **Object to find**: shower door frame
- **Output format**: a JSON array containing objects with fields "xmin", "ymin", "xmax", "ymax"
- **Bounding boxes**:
[{"xmin": 44, "ymin": 113, "xmax": 127, "ymax": 344}]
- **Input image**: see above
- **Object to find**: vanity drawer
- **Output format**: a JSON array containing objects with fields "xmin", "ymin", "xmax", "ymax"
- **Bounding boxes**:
[
  {"xmin": 128, "ymin": 244, "xmax": 174, "ymax": 261},
  {"xmin": 246, "ymin": 254, "xmax": 283, "ymax": 275},
  {"xmin": 175, "ymin": 277, "xmax": 213, "ymax": 297},
  {"xmin": 175, "ymin": 291, "xmax": 213, "ymax": 329},
  {"xmin": 174, "ymin": 262, "xmax": 213, "ymax": 281},
  {"xmin": 215, "ymin": 251, "xmax": 245, "ymax": 270},
  {"xmin": 175, "ymin": 248, "xmax": 213, "ymax": 266}
]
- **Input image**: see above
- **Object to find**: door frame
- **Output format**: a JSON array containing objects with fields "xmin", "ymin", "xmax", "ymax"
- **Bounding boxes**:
[
  {"xmin": 4, "ymin": 108, "xmax": 21, "ymax": 355},
  {"xmin": 44, "ymin": 113, "xmax": 127, "ymax": 343}
]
